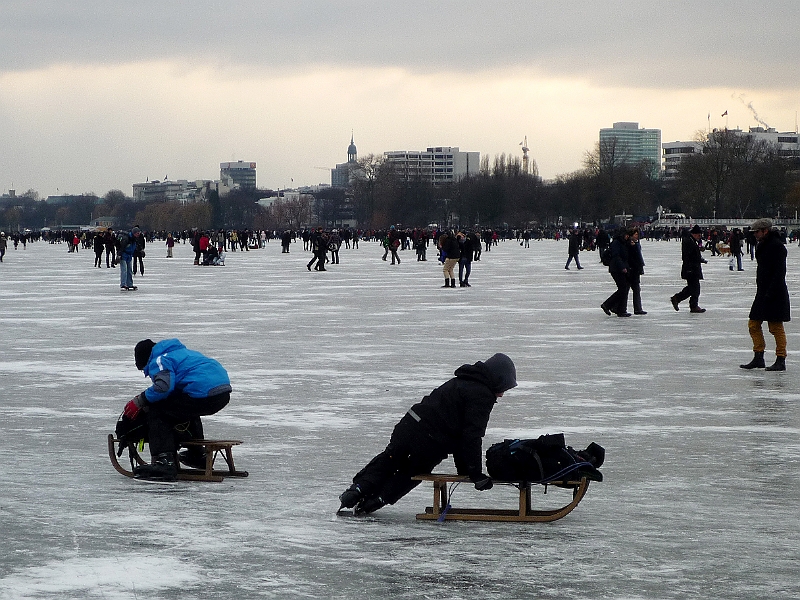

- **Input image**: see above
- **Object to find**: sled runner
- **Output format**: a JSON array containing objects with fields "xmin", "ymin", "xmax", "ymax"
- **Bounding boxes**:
[
  {"xmin": 412, "ymin": 473, "xmax": 591, "ymax": 522},
  {"xmin": 108, "ymin": 434, "xmax": 249, "ymax": 482}
]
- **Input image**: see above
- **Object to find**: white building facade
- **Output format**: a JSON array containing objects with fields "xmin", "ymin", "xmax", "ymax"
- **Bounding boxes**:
[
  {"xmin": 662, "ymin": 141, "xmax": 703, "ymax": 180},
  {"xmin": 383, "ymin": 146, "xmax": 480, "ymax": 184}
]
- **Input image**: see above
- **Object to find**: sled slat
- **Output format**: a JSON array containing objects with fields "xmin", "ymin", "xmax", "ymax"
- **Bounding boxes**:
[{"xmin": 412, "ymin": 473, "xmax": 590, "ymax": 523}]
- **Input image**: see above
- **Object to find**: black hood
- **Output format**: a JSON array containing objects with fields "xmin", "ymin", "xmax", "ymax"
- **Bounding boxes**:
[{"xmin": 455, "ymin": 353, "xmax": 517, "ymax": 394}]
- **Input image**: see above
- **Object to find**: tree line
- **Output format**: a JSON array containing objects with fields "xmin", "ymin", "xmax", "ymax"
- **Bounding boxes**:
[{"xmin": 4, "ymin": 131, "xmax": 800, "ymax": 232}]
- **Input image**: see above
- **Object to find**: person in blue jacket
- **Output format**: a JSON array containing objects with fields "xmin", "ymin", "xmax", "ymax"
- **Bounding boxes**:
[
  {"xmin": 123, "ymin": 338, "xmax": 232, "ymax": 480},
  {"xmin": 116, "ymin": 227, "xmax": 140, "ymax": 290}
]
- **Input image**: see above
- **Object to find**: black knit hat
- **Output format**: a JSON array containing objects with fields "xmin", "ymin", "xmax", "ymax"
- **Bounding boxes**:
[{"xmin": 134, "ymin": 339, "xmax": 155, "ymax": 370}]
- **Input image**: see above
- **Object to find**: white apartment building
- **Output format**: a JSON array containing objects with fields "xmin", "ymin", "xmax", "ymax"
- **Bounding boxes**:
[
  {"xmin": 662, "ymin": 141, "xmax": 703, "ymax": 180},
  {"xmin": 663, "ymin": 127, "xmax": 800, "ymax": 180},
  {"xmin": 384, "ymin": 146, "xmax": 480, "ymax": 184}
]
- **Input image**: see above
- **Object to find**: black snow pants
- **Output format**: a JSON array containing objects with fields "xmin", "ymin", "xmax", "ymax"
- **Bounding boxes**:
[
  {"xmin": 352, "ymin": 413, "xmax": 448, "ymax": 505},
  {"xmin": 146, "ymin": 391, "xmax": 230, "ymax": 456}
]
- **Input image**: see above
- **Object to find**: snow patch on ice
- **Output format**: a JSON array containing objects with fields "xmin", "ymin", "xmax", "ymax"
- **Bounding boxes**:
[{"xmin": 0, "ymin": 555, "xmax": 201, "ymax": 599}]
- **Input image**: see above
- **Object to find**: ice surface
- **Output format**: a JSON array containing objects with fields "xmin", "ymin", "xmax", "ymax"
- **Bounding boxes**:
[{"xmin": 0, "ymin": 236, "xmax": 798, "ymax": 599}]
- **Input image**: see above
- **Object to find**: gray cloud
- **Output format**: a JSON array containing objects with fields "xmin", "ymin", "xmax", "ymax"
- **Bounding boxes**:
[{"xmin": 2, "ymin": 1, "xmax": 798, "ymax": 88}]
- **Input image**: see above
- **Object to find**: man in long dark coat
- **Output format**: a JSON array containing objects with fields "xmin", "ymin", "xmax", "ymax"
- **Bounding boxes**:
[
  {"xmin": 740, "ymin": 218, "xmax": 790, "ymax": 371},
  {"xmin": 670, "ymin": 224, "xmax": 708, "ymax": 313},
  {"xmin": 601, "ymin": 229, "xmax": 631, "ymax": 317},
  {"xmin": 338, "ymin": 354, "xmax": 517, "ymax": 515}
]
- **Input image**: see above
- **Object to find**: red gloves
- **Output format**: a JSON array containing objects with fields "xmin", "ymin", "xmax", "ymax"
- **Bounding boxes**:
[{"xmin": 123, "ymin": 394, "xmax": 146, "ymax": 419}]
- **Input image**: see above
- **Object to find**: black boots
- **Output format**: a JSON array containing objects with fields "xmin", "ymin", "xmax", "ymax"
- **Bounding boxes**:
[
  {"xmin": 740, "ymin": 351, "xmax": 765, "ymax": 369},
  {"xmin": 353, "ymin": 495, "xmax": 385, "ymax": 516},
  {"xmin": 442, "ymin": 279, "xmax": 450, "ymax": 288},
  {"xmin": 766, "ymin": 356, "xmax": 786, "ymax": 371},
  {"xmin": 740, "ymin": 353, "xmax": 786, "ymax": 371},
  {"xmin": 178, "ymin": 449, "xmax": 207, "ymax": 470},
  {"xmin": 134, "ymin": 452, "xmax": 178, "ymax": 481},
  {"xmin": 338, "ymin": 484, "xmax": 364, "ymax": 510}
]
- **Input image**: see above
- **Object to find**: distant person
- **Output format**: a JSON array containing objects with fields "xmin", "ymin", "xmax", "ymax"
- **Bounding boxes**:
[
  {"xmin": 165, "ymin": 232, "xmax": 175, "ymax": 258},
  {"xmin": 564, "ymin": 229, "xmax": 583, "ymax": 270},
  {"xmin": 93, "ymin": 233, "xmax": 105, "ymax": 268},
  {"xmin": 729, "ymin": 228, "xmax": 744, "ymax": 271},
  {"xmin": 116, "ymin": 227, "xmax": 140, "ymax": 291},
  {"xmin": 627, "ymin": 227, "xmax": 647, "ymax": 315},
  {"xmin": 740, "ymin": 219, "xmax": 790, "ymax": 371},
  {"xmin": 670, "ymin": 225, "xmax": 707, "ymax": 313},
  {"xmin": 438, "ymin": 232, "xmax": 461, "ymax": 288},
  {"xmin": 338, "ymin": 354, "xmax": 517, "ymax": 515},
  {"xmin": 104, "ymin": 230, "xmax": 116, "ymax": 268},
  {"xmin": 122, "ymin": 338, "xmax": 232, "ymax": 481},
  {"xmin": 0, "ymin": 231, "xmax": 6, "ymax": 262},
  {"xmin": 600, "ymin": 228, "xmax": 631, "ymax": 317},
  {"xmin": 132, "ymin": 226, "xmax": 146, "ymax": 276}
]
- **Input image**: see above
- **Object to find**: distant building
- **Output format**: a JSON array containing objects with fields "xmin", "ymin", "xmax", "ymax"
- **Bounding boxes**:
[
  {"xmin": 331, "ymin": 135, "xmax": 359, "ymax": 188},
  {"xmin": 663, "ymin": 127, "xmax": 800, "ymax": 181},
  {"xmin": 383, "ymin": 146, "xmax": 480, "ymax": 184},
  {"xmin": 132, "ymin": 180, "xmax": 185, "ymax": 203},
  {"xmin": 220, "ymin": 161, "xmax": 257, "ymax": 190},
  {"xmin": 730, "ymin": 127, "xmax": 800, "ymax": 158},
  {"xmin": 132, "ymin": 180, "xmax": 213, "ymax": 204},
  {"xmin": 662, "ymin": 141, "xmax": 702, "ymax": 180},
  {"xmin": 599, "ymin": 122, "xmax": 662, "ymax": 178}
]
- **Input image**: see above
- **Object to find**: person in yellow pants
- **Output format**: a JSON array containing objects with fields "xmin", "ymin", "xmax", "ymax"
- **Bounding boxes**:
[{"xmin": 740, "ymin": 218, "xmax": 790, "ymax": 371}]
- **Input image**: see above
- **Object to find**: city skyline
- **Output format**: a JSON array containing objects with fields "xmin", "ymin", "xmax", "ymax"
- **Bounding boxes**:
[{"xmin": 1, "ymin": 1, "xmax": 799, "ymax": 197}]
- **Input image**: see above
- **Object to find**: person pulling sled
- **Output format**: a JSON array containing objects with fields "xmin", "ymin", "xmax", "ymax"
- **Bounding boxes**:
[{"xmin": 338, "ymin": 353, "xmax": 517, "ymax": 515}]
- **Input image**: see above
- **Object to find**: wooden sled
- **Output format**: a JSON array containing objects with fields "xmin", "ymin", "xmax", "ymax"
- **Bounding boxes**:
[
  {"xmin": 412, "ymin": 473, "xmax": 591, "ymax": 522},
  {"xmin": 108, "ymin": 434, "xmax": 249, "ymax": 482}
]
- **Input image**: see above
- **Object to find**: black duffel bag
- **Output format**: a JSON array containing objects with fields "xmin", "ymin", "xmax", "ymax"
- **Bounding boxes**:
[{"xmin": 486, "ymin": 433, "xmax": 604, "ymax": 483}]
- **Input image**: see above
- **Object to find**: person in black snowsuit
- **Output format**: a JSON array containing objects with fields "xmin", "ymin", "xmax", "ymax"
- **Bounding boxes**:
[{"xmin": 338, "ymin": 353, "xmax": 517, "ymax": 515}]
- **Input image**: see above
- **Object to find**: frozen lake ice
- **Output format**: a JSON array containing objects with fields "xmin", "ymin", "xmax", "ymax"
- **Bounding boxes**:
[{"xmin": 0, "ymin": 235, "xmax": 798, "ymax": 599}]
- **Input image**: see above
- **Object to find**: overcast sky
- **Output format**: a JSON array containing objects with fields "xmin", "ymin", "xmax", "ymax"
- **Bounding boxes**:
[{"xmin": 1, "ymin": 1, "xmax": 799, "ymax": 197}]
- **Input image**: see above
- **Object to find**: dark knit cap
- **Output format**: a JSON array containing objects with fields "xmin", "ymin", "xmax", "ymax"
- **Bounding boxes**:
[
  {"xmin": 482, "ymin": 353, "xmax": 517, "ymax": 393},
  {"xmin": 690, "ymin": 225, "xmax": 702, "ymax": 234},
  {"xmin": 134, "ymin": 339, "xmax": 155, "ymax": 370}
]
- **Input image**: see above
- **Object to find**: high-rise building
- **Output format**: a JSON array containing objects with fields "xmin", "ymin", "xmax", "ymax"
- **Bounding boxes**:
[
  {"xmin": 220, "ymin": 161, "xmax": 257, "ymax": 190},
  {"xmin": 599, "ymin": 122, "xmax": 662, "ymax": 178},
  {"xmin": 383, "ymin": 146, "xmax": 479, "ymax": 184}
]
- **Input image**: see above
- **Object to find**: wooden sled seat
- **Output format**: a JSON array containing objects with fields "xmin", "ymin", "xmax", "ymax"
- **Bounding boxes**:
[
  {"xmin": 411, "ymin": 473, "xmax": 591, "ymax": 522},
  {"xmin": 108, "ymin": 434, "xmax": 249, "ymax": 482}
]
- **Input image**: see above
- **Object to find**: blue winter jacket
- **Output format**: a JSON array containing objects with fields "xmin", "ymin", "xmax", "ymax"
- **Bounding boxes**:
[
  {"xmin": 119, "ymin": 232, "xmax": 138, "ymax": 260},
  {"xmin": 142, "ymin": 338, "xmax": 232, "ymax": 403}
]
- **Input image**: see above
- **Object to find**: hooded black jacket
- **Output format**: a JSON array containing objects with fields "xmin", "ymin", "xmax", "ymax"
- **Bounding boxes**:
[{"xmin": 406, "ymin": 362, "xmax": 500, "ymax": 477}]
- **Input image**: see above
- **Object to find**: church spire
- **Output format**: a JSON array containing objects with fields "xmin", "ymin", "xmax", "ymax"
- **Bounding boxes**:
[{"xmin": 347, "ymin": 131, "xmax": 357, "ymax": 163}]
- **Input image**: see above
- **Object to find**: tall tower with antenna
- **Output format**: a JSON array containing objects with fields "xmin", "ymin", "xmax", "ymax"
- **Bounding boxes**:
[{"xmin": 521, "ymin": 136, "xmax": 530, "ymax": 175}]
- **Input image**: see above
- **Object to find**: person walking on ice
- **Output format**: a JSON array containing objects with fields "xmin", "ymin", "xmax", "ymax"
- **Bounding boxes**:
[
  {"xmin": 338, "ymin": 353, "xmax": 517, "ymax": 515},
  {"xmin": 739, "ymin": 219, "xmax": 790, "ymax": 371}
]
